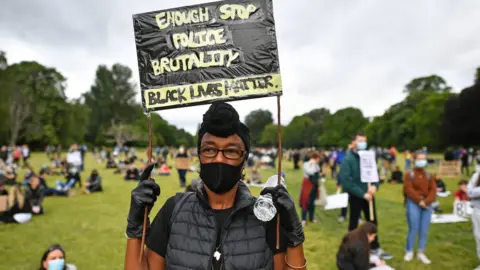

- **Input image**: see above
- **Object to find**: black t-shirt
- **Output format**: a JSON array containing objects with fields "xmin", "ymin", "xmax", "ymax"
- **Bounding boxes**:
[{"xmin": 146, "ymin": 194, "xmax": 287, "ymax": 269}]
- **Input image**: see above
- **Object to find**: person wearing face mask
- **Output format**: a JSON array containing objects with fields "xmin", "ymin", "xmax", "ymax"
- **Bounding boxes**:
[
  {"xmin": 339, "ymin": 131, "xmax": 392, "ymax": 260},
  {"xmin": 403, "ymin": 151, "xmax": 436, "ymax": 264},
  {"xmin": 39, "ymin": 244, "xmax": 77, "ymax": 270},
  {"xmin": 124, "ymin": 102, "xmax": 306, "ymax": 270},
  {"xmin": 175, "ymin": 145, "xmax": 189, "ymax": 188}
]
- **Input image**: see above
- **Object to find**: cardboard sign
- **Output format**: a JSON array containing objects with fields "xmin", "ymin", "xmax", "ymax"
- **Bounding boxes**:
[
  {"xmin": 431, "ymin": 213, "xmax": 469, "ymax": 224},
  {"xmin": 454, "ymin": 201, "xmax": 473, "ymax": 217},
  {"xmin": 133, "ymin": 0, "xmax": 282, "ymax": 111},
  {"xmin": 359, "ymin": 150, "xmax": 379, "ymax": 183},
  {"xmin": 176, "ymin": 157, "xmax": 190, "ymax": 170},
  {"xmin": 438, "ymin": 160, "xmax": 461, "ymax": 178}
]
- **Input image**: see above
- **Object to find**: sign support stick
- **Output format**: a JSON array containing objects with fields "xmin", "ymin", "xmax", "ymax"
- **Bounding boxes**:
[
  {"xmin": 276, "ymin": 95, "xmax": 282, "ymax": 249},
  {"xmin": 139, "ymin": 113, "xmax": 153, "ymax": 262},
  {"xmin": 368, "ymin": 182, "xmax": 375, "ymax": 221}
]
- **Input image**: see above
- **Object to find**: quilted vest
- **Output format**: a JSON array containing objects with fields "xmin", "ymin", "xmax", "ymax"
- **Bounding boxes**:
[{"xmin": 165, "ymin": 182, "xmax": 274, "ymax": 270}]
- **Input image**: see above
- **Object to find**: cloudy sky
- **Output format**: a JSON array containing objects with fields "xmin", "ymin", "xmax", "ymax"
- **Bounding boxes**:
[{"xmin": 1, "ymin": 0, "xmax": 479, "ymax": 134}]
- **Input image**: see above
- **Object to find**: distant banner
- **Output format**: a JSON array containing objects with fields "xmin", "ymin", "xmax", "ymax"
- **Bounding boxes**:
[
  {"xmin": 133, "ymin": 0, "xmax": 282, "ymax": 111},
  {"xmin": 438, "ymin": 160, "xmax": 461, "ymax": 178}
]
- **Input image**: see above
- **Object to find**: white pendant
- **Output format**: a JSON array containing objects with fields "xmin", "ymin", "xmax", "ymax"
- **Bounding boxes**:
[{"xmin": 214, "ymin": 250, "xmax": 221, "ymax": 261}]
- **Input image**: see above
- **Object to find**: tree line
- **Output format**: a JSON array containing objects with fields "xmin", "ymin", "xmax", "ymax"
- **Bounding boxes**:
[
  {"xmin": 246, "ymin": 69, "xmax": 480, "ymax": 151},
  {"xmin": 1, "ymin": 49, "xmax": 479, "ymax": 151},
  {"xmin": 0, "ymin": 51, "xmax": 194, "ymax": 149}
]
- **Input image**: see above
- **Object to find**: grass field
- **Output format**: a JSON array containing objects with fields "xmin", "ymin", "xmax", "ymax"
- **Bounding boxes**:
[{"xmin": 0, "ymin": 153, "xmax": 477, "ymax": 270}]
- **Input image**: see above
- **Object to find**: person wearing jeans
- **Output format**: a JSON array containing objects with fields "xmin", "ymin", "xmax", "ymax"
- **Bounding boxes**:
[
  {"xmin": 403, "ymin": 151, "xmax": 436, "ymax": 264},
  {"xmin": 467, "ymin": 171, "xmax": 480, "ymax": 270}
]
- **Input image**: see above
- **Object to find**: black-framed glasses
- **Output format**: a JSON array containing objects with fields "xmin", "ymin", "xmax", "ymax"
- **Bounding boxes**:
[{"xmin": 199, "ymin": 146, "xmax": 245, "ymax": 160}]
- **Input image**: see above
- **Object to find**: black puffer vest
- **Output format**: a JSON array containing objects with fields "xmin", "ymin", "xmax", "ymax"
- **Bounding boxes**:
[{"xmin": 165, "ymin": 182, "xmax": 274, "ymax": 270}]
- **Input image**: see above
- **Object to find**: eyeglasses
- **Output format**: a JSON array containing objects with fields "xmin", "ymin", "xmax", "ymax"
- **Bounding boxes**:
[{"xmin": 199, "ymin": 146, "xmax": 245, "ymax": 160}]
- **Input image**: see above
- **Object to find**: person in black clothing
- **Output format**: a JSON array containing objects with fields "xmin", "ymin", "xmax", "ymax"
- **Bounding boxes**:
[
  {"xmin": 124, "ymin": 102, "xmax": 306, "ymax": 270},
  {"xmin": 461, "ymin": 149, "xmax": 470, "ymax": 176},
  {"xmin": 293, "ymin": 151, "xmax": 300, "ymax": 170},
  {"xmin": 124, "ymin": 164, "xmax": 140, "ymax": 181},
  {"xmin": 337, "ymin": 222, "xmax": 386, "ymax": 270},
  {"xmin": 83, "ymin": 169, "xmax": 103, "ymax": 194},
  {"xmin": 388, "ymin": 166, "xmax": 403, "ymax": 184},
  {"xmin": 24, "ymin": 175, "xmax": 45, "ymax": 215},
  {"xmin": 0, "ymin": 145, "xmax": 8, "ymax": 162}
]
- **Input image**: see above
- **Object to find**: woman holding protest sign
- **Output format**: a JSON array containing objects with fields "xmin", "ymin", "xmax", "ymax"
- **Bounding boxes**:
[
  {"xmin": 124, "ymin": 102, "xmax": 306, "ymax": 270},
  {"xmin": 403, "ymin": 151, "xmax": 436, "ymax": 264}
]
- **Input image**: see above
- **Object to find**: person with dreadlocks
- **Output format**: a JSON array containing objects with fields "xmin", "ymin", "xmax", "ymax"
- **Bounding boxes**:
[{"xmin": 124, "ymin": 102, "xmax": 306, "ymax": 270}]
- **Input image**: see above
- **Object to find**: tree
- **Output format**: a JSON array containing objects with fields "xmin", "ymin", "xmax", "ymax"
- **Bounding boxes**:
[
  {"xmin": 318, "ymin": 107, "xmax": 368, "ymax": 147},
  {"xmin": 475, "ymin": 67, "xmax": 480, "ymax": 84},
  {"xmin": 303, "ymin": 108, "xmax": 330, "ymax": 147},
  {"xmin": 283, "ymin": 115, "xmax": 314, "ymax": 148},
  {"xmin": 244, "ymin": 109, "xmax": 273, "ymax": 145},
  {"xmin": 260, "ymin": 123, "xmax": 280, "ymax": 146},
  {"xmin": 403, "ymin": 75, "xmax": 451, "ymax": 94},
  {"xmin": 83, "ymin": 64, "xmax": 137, "ymax": 145},
  {"xmin": 442, "ymin": 80, "xmax": 480, "ymax": 147},
  {"xmin": 2, "ymin": 61, "xmax": 66, "ymax": 145}
]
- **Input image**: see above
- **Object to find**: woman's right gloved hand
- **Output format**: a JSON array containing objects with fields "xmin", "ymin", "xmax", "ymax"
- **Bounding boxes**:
[{"xmin": 126, "ymin": 164, "xmax": 160, "ymax": 239}]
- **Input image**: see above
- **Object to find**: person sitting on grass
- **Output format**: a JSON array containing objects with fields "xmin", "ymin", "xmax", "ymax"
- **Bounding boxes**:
[
  {"xmin": 39, "ymin": 244, "xmax": 77, "ymax": 270},
  {"xmin": 39, "ymin": 168, "xmax": 68, "ymax": 197},
  {"xmin": 124, "ymin": 164, "xmax": 140, "ymax": 181},
  {"xmin": 336, "ymin": 222, "xmax": 392, "ymax": 270},
  {"xmin": 388, "ymin": 166, "xmax": 403, "ymax": 184},
  {"xmin": 455, "ymin": 180, "xmax": 470, "ymax": 201},
  {"xmin": 55, "ymin": 167, "xmax": 81, "ymax": 192},
  {"xmin": 25, "ymin": 174, "xmax": 45, "ymax": 215},
  {"xmin": 83, "ymin": 169, "xmax": 103, "ymax": 194},
  {"xmin": 0, "ymin": 184, "xmax": 33, "ymax": 224},
  {"xmin": 4, "ymin": 166, "xmax": 17, "ymax": 185},
  {"xmin": 106, "ymin": 156, "xmax": 117, "ymax": 169},
  {"xmin": 158, "ymin": 162, "xmax": 171, "ymax": 176}
]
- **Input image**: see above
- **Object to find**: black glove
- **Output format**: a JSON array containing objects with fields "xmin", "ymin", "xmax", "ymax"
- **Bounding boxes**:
[
  {"xmin": 126, "ymin": 164, "xmax": 160, "ymax": 238},
  {"xmin": 261, "ymin": 185, "xmax": 305, "ymax": 247}
]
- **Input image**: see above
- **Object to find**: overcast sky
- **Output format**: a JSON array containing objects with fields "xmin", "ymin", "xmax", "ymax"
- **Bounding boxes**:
[{"xmin": 1, "ymin": 0, "xmax": 479, "ymax": 134}]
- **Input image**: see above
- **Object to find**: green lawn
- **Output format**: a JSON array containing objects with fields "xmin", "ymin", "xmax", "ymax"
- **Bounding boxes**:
[{"xmin": 0, "ymin": 153, "xmax": 477, "ymax": 269}]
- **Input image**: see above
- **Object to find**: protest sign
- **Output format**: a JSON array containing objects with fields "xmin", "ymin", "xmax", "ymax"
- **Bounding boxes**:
[
  {"xmin": 321, "ymin": 193, "xmax": 349, "ymax": 210},
  {"xmin": 133, "ymin": 0, "xmax": 282, "ymax": 112},
  {"xmin": 175, "ymin": 157, "xmax": 190, "ymax": 170},
  {"xmin": 438, "ymin": 160, "xmax": 461, "ymax": 178},
  {"xmin": 454, "ymin": 201, "xmax": 473, "ymax": 218},
  {"xmin": 359, "ymin": 150, "xmax": 379, "ymax": 183}
]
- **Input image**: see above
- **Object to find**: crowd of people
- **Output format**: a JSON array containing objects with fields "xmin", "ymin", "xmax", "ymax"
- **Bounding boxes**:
[{"xmin": 2, "ymin": 103, "xmax": 480, "ymax": 269}]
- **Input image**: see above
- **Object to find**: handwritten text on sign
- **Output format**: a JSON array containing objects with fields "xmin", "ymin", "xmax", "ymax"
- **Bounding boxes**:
[
  {"xmin": 133, "ymin": 0, "xmax": 281, "ymax": 111},
  {"xmin": 359, "ymin": 150, "xmax": 379, "ymax": 183}
]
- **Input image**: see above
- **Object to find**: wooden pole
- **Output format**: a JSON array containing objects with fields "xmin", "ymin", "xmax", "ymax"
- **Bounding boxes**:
[
  {"xmin": 276, "ymin": 96, "xmax": 282, "ymax": 249},
  {"xmin": 368, "ymin": 182, "xmax": 374, "ymax": 221},
  {"xmin": 139, "ymin": 113, "xmax": 153, "ymax": 262}
]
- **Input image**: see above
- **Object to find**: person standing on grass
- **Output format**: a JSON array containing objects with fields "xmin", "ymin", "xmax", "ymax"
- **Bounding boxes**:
[
  {"xmin": 467, "ymin": 171, "xmax": 480, "ymax": 270},
  {"xmin": 300, "ymin": 151, "xmax": 322, "ymax": 226},
  {"xmin": 339, "ymin": 131, "xmax": 392, "ymax": 260},
  {"xmin": 403, "ymin": 151, "xmax": 436, "ymax": 264},
  {"xmin": 175, "ymin": 145, "xmax": 189, "ymax": 188},
  {"xmin": 124, "ymin": 102, "xmax": 306, "ymax": 270}
]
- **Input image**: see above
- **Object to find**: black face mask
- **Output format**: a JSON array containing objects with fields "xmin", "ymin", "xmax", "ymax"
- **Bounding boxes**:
[{"xmin": 199, "ymin": 162, "xmax": 243, "ymax": 194}]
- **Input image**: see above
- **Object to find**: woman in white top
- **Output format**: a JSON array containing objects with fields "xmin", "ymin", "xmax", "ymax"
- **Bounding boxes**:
[{"xmin": 299, "ymin": 151, "xmax": 323, "ymax": 226}]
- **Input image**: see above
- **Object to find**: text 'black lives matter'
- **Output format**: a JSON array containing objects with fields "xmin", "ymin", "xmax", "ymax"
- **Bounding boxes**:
[{"xmin": 133, "ymin": 0, "xmax": 282, "ymax": 111}]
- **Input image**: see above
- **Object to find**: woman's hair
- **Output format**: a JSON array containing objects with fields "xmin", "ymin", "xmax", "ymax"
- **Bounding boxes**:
[
  {"xmin": 476, "ymin": 173, "xmax": 480, "ymax": 187},
  {"xmin": 338, "ymin": 222, "xmax": 377, "ymax": 255},
  {"xmin": 413, "ymin": 150, "xmax": 426, "ymax": 160},
  {"xmin": 310, "ymin": 151, "xmax": 321, "ymax": 160},
  {"xmin": 39, "ymin": 244, "xmax": 65, "ymax": 270}
]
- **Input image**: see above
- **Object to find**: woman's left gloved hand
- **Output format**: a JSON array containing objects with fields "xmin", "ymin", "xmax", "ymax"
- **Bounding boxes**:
[{"xmin": 261, "ymin": 185, "xmax": 305, "ymax": 247}]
